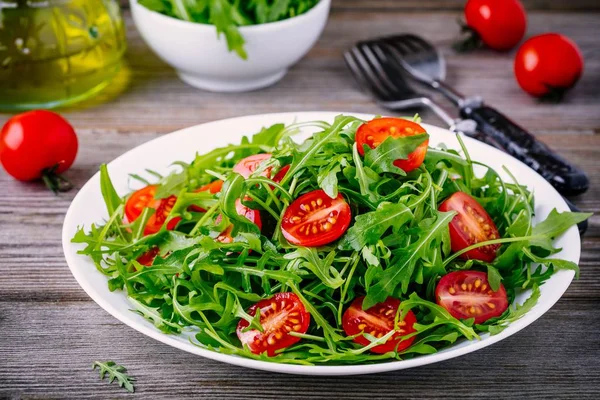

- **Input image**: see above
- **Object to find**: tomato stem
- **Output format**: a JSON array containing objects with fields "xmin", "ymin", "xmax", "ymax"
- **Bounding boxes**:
[
  {"xmin": 452, "ymin": 19, "xmax": 482, "ymax": 53},
  {"xmin": 41, "ymin": 164, "xmax": 73, "ymax": 194}
]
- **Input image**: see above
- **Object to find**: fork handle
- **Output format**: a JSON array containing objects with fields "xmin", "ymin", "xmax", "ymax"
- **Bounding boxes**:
[{"xmin": 460, "ymin": 104, "xmax": 589, "ymax": 196}]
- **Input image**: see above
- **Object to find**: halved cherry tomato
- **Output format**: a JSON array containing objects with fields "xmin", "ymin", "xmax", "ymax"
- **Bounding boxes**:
[
  {"xmin": 216, "ymin": 199, "xmax": 262, "ymax": 243},
  {"xmin": 233, "ymin": 154, "xmax": 272, "ymax": 178},
  {"xmin": 342, "ymin": 296, "xmax": 417, "ymax": 354},
  {"xmin": 281, "ymin": 189, "xmax": 351, "ymax": 247},
  {"xmin": 125, "ymin": 185, "xmax": 181, "ymax": 236},
  {"xmin": 438, "ymin": 191, "xmax": 500, "ymax": 262},
  {"xmin": 273, "ymin": 164, "xmax": 290, "ymax": 184},
  {"xmin": 436, "ymin": 270, "xmax": 508, "ymax": 324},
  {"xmin": 136, "ymin": 247, "xmax": 160, "ymax": 267},
  {"xmin": 356, "ymin": 118, "xmax": 429, "ymax": 173},
  {"xmin": 237, "ymin": 292, "xmax": 310, "ymax": 356},
  {"xmin": 190, "ymin": 180, "xmax": 224, "ymax": 213}
]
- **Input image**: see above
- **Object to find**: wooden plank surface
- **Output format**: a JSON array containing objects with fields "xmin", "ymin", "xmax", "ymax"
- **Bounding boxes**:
[{"xmin": 1, "ymin": 6, "xmax": 600, "ymax": 399}]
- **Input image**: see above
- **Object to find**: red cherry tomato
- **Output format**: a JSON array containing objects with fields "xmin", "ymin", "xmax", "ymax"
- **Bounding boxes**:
[
  {"xmin": 273, "ymin": 164, "xmax": 290, "ymax": 184},
  {"xmin": 136, "ymin": 247, "xmax": 160, "ymax": 267},
  {"xmin": 464, "ymin": 0, "xmax": 527, "ymax": 51},
  {"xmin": 190, "ymin": 180, "xmax": 223, "ymax": 212},
  {"xmin": 439, "ymin": 192, "xmax": 500, "ymax": 262},
  {"xmin": 125, "ymin": 185, "xmax": 181, "ymax": 236},
  {"xmin": 237, "ymin": 292, "xmax": 310, "ymax": 356},
  {"xmin": 356, "ymin": 118, "xmax": 429, "ymax": 173},
  {"xmin": 514, "ymin": 33, "xmax": 584, "ymax": 98},
  {"xmin": 0, "ymin": 110, "xmax": 78, "ymax": 182},
  {"xmin": 436, "ymin": 271, "xmax": 509, "ymax": 324},
  {"xmin": 233, "ymin": 154, "xmax": 272, "ymax": 178},
  {"xmin": 342, "ymin": 296, "xmax": 417, "ymax": 354},
  {"xmin": 216, "ymin": 199, "xmax": 262, "ymax": 243},
  {"xmin": 281, "ymin": 189, "xmax": 351, "ymax": 247}
]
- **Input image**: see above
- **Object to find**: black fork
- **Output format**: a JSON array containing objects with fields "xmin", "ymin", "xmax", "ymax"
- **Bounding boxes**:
[
  {"xmin": 379, "ymin": 33, "xmax": 590, "ymax": 198},
  {"xmin": 344, "ymin": 41, "xmax": 477, "ymax": 134}
]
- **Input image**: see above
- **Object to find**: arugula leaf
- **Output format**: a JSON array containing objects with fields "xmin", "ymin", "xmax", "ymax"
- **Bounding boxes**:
[
  {"xmin": 522, "ymin": 248, "xmax": 580, "ymax": 279},
  {"xmin": 364, "ymin": 211, "xmax": 456, "ymax": 309},
  {"xmin": 340, "ymin": 202, "xmax": 413, "ymax": 251},
  {"xmin": 285, "ymin": 248, "xmax": 344, "ymax": 289},
  {"xmin": 364, "ymin": 134, "xmax": 429, "ymax": 174},
  {"xmin": 92, "ymin": 361, "xmax": 136, "ymax": 393},
  {"xmin": 487, "ymin": 264, "xmax": 503, "ymax": 292},
  {"xmin": 479, "ymin": 285, "xmax": 541, "ymax": 335},
  {"xmin": 100, "ymin": 164, "xmax": 122, "ymax": 215}
]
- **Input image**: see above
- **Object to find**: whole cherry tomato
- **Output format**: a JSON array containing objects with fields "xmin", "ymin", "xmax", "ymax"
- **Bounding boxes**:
[
  {"xmin": 514, "ymin": 33, "xmax": 584, "ymax": 98},
  {"xmin": 462, "ymin": 0, "xmax": 527, "ymax": 51},
  {"xmin": 0, "ymin": 110, "xmax": 78, "ymax": 192}
]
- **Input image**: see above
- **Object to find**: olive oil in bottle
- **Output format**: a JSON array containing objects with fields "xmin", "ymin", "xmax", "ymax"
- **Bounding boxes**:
[{"xmin": 0, "ymin": 0, "xmax": 126, "ymax": 110}]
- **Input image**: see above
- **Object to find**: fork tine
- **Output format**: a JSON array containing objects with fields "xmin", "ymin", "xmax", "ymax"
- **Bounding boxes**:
[
  {"xmin": 346, "ymin": 45, "xmax": 394, "ymax": 101},
  {"xmin": 357, "ymin": 43, "xmax": 404, "ymax": 97},
  {"xmin": 366, "ymin": 42, "xmax": 414, "ymax": 95}
]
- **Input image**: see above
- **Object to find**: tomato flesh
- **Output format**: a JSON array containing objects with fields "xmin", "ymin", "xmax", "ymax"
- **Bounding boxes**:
[
  {"xmin": 342, "ymin": 296, "xmax": 417, "ymax": 354},
  {"xmin": 136, "ymin": 247, "xmax": 160, "ymax": 267},
  {"xmin": 190, "ymin": 180, "xmax": 223, "ymax": 212},
  {"xmin": 439, "ymin": 191, "xmax": 500, "ymax": 262},
  {"xmin": 125, "ymin": 185, "xmax": 181, "ymax": 236},
  {"xmin": 436, "ymin": 271, "xmax": 509, "ymax": 324},
  {"xmin": 233, "ymin": 154, "xmax": 272, "ymax": 178},
  {"xmin": 0, "ymin": 110, "xmax": 78, "ymax": 181},
  {"xmin": 273, "ymin": 164, "xmax": 290, "ymax": 184},
  {"xmin": 237, "ymin": 292, "xmax": 310, "ymax": 356},
  {"xmin": 356, "ymin": 118, "xmax": 428, "ymax": 173},
  {"xmin": 514, "ymin": 33, "xmax": 583, "ymax": 97},
  {"xmin": 216, "ymin": 199, "xmax": 262, "ymax": 243},
  {"xmin": 281, "ymin": 189, "xmax": 351, "ymax": 247},
  {"xmin": 465, "ymin": 0, "xmax": 527, "ymax": 51}
]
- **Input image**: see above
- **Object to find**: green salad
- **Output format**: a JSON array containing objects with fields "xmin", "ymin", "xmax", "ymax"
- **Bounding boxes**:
[
  {"xmin": 73, "ymin": 115, "xmax": 590, "ymax": 365},
  {"xmin": 138, "ymin": 0, "xmax": 320, "ymax": 59}
]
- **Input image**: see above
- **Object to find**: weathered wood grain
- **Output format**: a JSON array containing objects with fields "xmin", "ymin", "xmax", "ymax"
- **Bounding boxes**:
[{"xmin": 0, "ymin": 7, "xmax": 599, "ymax": 399}]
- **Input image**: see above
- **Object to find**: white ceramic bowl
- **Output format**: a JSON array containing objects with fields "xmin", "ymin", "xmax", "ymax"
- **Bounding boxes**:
[
  {"xmin": 63, "ymin": 112, "xmax": 581, "ymax": 376},
  {"xmin": 129, "ymin": 0, "xmax": 331, "ymax": 92}
]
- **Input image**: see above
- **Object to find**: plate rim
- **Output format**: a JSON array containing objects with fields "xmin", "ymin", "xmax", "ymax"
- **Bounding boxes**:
[{"xmin": 62, "ymin": 111, "xmax": 580, "ymax": 376}]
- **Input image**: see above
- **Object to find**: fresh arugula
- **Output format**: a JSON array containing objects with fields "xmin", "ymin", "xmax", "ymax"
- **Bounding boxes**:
[
  {"xmin": 74, "ymin": 114, "xmax": 590, "ymax": 366},
  {"xmin": 92, "ymin": 361, "xmax": 136, "ymax": 393},
  {"xmin": 137, "ymin": 0, "xmax": 321, "ymax": 59}
]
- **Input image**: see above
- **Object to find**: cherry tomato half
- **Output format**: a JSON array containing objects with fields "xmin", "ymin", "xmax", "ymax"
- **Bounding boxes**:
[
  {"xmin": 216, "ymin": 199, "xmax": 262, "ymax": 243},
  {"xmin": 356, "ymin": 118, "xmax": 429, "ymax": 173},
  {"xmin": 281, "ymin": 189, "xmax": 351, "ymax": 247},
  {"xmin": 464, "ymin": 0, "xmax": 527, "ymax": 51},
  {"xmin": 342, "ymin": 296, "xmax": 417, "ymax": 354},
  {"xmin": 233, "ymin": 154, "xmax": 272, "ymax": 178},
  {"xmin": 136, "ymin": 247, "xmax": 160, "ymax": 267},
  {"xmin": 514, "ymin": 33, "xmax": 584, "ymax": 98},
  {"xmin": 0, "ymin": 110, "xmax": 78, "ymax": 181},
  {"xmin": 190, "ymin": 180, "xmax": 224, "ymax": 213},
  {"xmin": 237, "ymin": 292, "xmax": 310, "ymax": 356},
  {"xmin": 436, "ymin": 270, "xmax": 509, "ymax": 324},
  {"xmin": 125, "ymin": 185, "xmax": 181, "ymax": 236},
  {"xmin": 273, "ymin": 164, "xmax": 290, "ymax": 184},
  {"xmin": 439, "ymin": 192, "xmax": 500, "ymax": 262}
]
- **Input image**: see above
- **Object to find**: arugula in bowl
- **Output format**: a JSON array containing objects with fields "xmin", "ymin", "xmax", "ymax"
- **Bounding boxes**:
[{"xmin": 138, "ymin": 0, "xmax": 321, "ymax": 59}]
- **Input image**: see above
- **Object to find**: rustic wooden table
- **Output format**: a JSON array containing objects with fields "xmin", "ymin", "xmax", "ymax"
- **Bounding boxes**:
[{"xmin": 1, "ymin": 2, "xmax": 599, "ymax": 398}]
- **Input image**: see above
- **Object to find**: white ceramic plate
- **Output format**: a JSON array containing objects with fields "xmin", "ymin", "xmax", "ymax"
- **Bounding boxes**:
[{"xmin": 62, "ymin": 112, "xmax": 581, "ymax": 376}]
